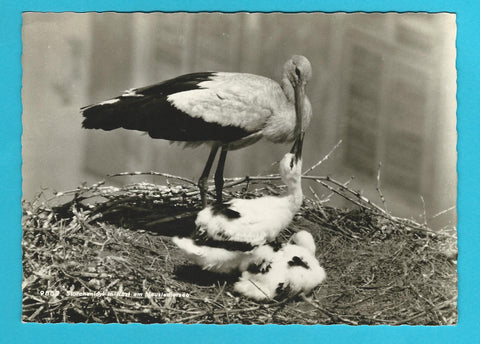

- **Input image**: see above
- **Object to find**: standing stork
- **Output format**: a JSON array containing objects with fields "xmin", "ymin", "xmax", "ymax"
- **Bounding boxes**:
[{"xmin": 81, "ymin": 55, "xmax": 312, "ymax": 207}]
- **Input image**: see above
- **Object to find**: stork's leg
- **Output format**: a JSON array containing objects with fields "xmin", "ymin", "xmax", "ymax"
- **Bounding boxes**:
[
  {"xmin": 199, "ymin": 145, "xmax": 219, "ymax": 208},
  {"xmin": 214, "ymin": 147, "xmax": 228, "ymax": 204}
]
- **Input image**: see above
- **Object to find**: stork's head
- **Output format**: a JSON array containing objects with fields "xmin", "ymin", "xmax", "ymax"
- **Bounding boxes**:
[
  {"xmin": 283, "ymin": 55, "xmax": 312, "ymax": 137},
  {"xmin": 283, "ymin": 55, "xmax": 312, "ymax": 87},
  {"xmin": 289, "ymin": 230, "xmax": 316, "ymax": 255},
  {"xmin": 279, "ymin": 132, "xmax": 304, "ymax": 185}
]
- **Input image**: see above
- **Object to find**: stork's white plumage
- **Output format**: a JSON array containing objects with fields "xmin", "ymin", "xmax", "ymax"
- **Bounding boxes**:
[
  {"xmin": 81, "ymin": 55, "xmax": 312, "ymax": 207},
  {"xmin": 172, "ymin": 134, "xmax": 304, "ymax": 273},
  {"xmin": 234, "ymin": 230, "xmax": 326, "ymax": 301},
  {"xmin": 171, "ymin": 237, "xmax": 254, "ymax": 274}
]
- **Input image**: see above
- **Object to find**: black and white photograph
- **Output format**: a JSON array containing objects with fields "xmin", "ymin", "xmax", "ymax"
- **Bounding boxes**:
[{"xmin": 21, "ymin": 12, "xmax": 457, "ymax": 325}]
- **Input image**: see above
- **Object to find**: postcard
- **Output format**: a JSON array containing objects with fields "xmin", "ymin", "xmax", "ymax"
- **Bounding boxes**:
[{"xmin": 21, "ymin": 12, "xmax": 457, "ymax": 326}]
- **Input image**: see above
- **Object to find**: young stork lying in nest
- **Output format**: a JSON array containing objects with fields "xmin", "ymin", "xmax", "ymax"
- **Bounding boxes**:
[
  {"xmin": 172, "ymin": 132, "xmax": 304, "ymax": 274},
  {"xmin": 234, "ymin": 230, "xmax": 326, "ymax": 301}
]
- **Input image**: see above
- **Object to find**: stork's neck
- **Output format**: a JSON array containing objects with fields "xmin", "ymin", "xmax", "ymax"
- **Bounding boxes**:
[
  {"xmin": 286, "ymin": 180, "xmax": 303, "ymax": 212},
  {"xmin": 281, "ymin": 76, "xmax": 295, "ymax": 103}
]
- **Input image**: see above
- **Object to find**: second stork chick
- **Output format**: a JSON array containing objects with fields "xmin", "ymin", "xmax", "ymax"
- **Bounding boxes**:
[
  {"xmin": 172, "ymin": 133, "xmax": 304, "ymax": 273},
  {"xmin": 233, "ymin": 230, "xmax": 326, "ymax": 301}
]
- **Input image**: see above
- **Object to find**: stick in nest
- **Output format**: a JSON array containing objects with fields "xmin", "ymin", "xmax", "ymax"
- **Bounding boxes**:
[
  {"xmin": 304, "ymin": 139, "xmax": 342, "ymax": 175},
  {"xmin": 108, "ymin": 171, "xmax": 197, "ymax": 186},
  {"xmin": 376, "ymin": 162, "xmax": 388, "ymax": 213}
]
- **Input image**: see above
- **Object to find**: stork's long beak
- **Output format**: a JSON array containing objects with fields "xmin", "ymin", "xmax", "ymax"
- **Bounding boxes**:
[
  {"xmin": 294, "ymin": 85, "xmax": 305, "ymax": 136},
  {"xmin": 290, "ymin": 131, "xmax": 304, "ymax": 162},
  {"xmin": 292, "ymin": 84, "xmax": 306, "ymax": 163}
]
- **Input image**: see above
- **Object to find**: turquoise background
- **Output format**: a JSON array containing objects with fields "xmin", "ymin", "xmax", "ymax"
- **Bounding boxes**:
[{"xmin": 1, "ymin": 1, "xmax": 478, "ymax": 343}]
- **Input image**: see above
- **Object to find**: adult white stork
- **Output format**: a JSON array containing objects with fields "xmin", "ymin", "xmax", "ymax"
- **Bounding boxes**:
[
  {"xmin": 81, "ymin": 55, "xmax": 312, "ymax": 207},
  {"xmin": 171, "ymin": 133, "xmax": 304, "ymax": 273},
  {"xmin": 234, "ymin": 230, "xmax": 326, "ymax": 301}
]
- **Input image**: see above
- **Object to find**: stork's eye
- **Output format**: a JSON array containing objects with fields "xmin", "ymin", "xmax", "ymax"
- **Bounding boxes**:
[
  {"xmin": 290, "ymin": 158, "xmax": 295, "ymax": 168},
  {"xmin": 295, "ymin": 67, "xmax": 301, "ymax": 78}
]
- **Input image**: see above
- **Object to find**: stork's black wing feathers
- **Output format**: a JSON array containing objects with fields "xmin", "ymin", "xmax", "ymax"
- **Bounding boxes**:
[
  {"xmin": 134, "ymin": 72, "xmax": 216, "ymax": 96},
  {"xmin": 81, "ymin": 72, "xmax": 252, "ymax": 142},
  {"xmin": 191, "ymin": 229, "xmax": 256, "ymax": 252},
  {"xmin": 210, "ymin": 202, "xmax": 241, "ymax": 219}
]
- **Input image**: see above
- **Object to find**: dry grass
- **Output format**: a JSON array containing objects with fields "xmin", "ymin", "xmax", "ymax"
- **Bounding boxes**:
[{"xmin": 22, "ymin": 173, "xmax": 457, "ymax": 325}]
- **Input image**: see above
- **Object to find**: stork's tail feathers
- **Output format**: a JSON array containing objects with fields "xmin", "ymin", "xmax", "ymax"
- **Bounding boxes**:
[
  {"xmin": 81, "ymin": 96, "xmax": 155, "ymax": 132},
  {"xmin": 81, "ymin": 103, "xmax": 120, "ymax": 130}
]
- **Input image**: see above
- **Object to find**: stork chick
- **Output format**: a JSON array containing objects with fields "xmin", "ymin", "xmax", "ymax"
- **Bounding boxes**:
[
  {"xmin": 81, "ymin": 55, "xmax": 312, "ymax": 207},
  {"xmin": 234, "ymin": 230, "xmax": 326, "ymax": 301},
  {"xmin": 172, "ymin": 133, "xmax": 304, "ymax": 273}
]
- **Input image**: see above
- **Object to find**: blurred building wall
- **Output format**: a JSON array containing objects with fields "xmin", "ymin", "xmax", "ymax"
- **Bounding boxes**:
[
  {"xmin": 22, "ymin": 13, "xmax": 91, "ymax": 197},
  {"xmin": 22, "ymin": 12, "xmax": 456, "ymax": 228}
]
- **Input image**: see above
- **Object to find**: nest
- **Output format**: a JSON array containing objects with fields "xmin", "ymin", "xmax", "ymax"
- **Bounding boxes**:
[{"xmin": 22, "ymin": 171, "xmax": 457, "ymax": 325}]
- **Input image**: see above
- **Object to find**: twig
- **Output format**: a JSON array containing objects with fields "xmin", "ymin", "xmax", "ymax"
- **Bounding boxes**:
[
  {"xmin": 308, "ymin": 187, "xmax": 330, "ymax": 218},
  {"xmin": 308, "ymin": 186, "xmax": 321, "ymax": 203},
  {"xmin": 26, "ymin": 305, "xmax": 45, "ymax": 322},
  {"xmin": 376, "ymin": 162, "xmax": 388, "ymax": 213},
  {"xmin": 145, "ymin": 211, "xmax": 198, "ymax": 227},
  {"xmin": 259, "ymin": 160, "xmax": 280, "ymax": 175},
  {"xmin": 320, "ymin": 176, "xmax": 354, "ymax": 204},
  {"xmin": 300, "ymin": 295, "xmax": 358, "ymax": 325},
  {"xmin": 108, "ymin": 171, "xmax": 197, "ymax": 186},
  {"xmin": 429, "ymin": 205, "xmax": 456, "ymax": 220},
  {"xmin": 304, "ymin": 139, "xmax": 342, "ymax": 175},
  {"xmin": 247, "ymin": 279, "xmax": 273, "ymax": 301},
  {"xmin": 212, "ymin": 281, "xmax": 227, "ymax": 304},
  {"xmin": 312, "ymin": 178, "xmax": 367, "ymax": 211},
  {"xmin": 420, "ymin": 195, "xmax": 428, "ymax": 227},
  {"xmin": 312, "ymin": 176, "xmax": 430, "ymax": 233},
  {"xmin": 223, "ymin": 175, "xmax": 280, "ymax": 190},
  {"xmin": 213, "ymin": 281, "xmax": 231, "ymax": 323},
  {"xmin": 319, "ymin": 176, "xmax": 387, "ymax": 215}
]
